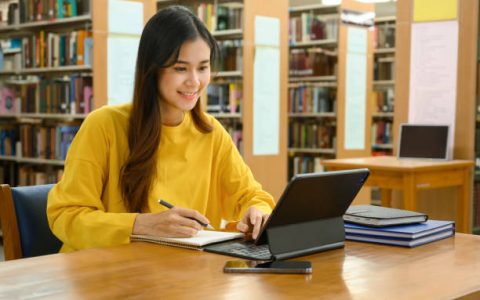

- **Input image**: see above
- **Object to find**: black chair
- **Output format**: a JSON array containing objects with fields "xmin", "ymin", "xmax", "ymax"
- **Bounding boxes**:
[{"xmin": 0, "ymin": 184, "xmax": 62, "ymax": 260}]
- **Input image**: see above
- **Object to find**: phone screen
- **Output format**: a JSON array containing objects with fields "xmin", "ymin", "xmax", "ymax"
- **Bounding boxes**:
[{"xmin": 223, "ymin": 260, "xmax": 312, "ymax": 274}]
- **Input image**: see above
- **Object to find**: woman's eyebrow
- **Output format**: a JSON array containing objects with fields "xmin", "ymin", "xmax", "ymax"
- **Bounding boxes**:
[{"xmin": 175, "ymin": 59, "xmax": 210, "ymax": 65}]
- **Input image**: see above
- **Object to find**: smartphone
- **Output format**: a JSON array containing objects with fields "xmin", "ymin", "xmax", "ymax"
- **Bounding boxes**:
[{"xmin": 223, "ymin": 260, "xmax": 312, "ymax": 274}]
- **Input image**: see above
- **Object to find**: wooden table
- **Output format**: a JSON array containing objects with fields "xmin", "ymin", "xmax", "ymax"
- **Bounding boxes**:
[
  {"xmin": 0, "ymin": 235, "xmax": 479, "ymax": 299},
  {"xmin": 321, "ymin": 156, "xmax": 474, "ymax": 233}
]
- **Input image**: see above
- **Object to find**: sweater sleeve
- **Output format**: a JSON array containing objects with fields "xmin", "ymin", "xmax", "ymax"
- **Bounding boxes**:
[
  {"xmin": 215, "ymin": 122, "xmax": 275, "ymax": 221},
  {"xmin": 47, "ymin": 109, "xmax": 137, "ymax": 251}
]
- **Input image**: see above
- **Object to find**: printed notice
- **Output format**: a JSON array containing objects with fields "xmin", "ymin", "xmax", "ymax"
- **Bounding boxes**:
[
  {"xmin": 345, "ymin": 27, "xmax": 367, "ymax": 150},
  {"xmin": 107, "ymin": 0, "xmax": 144, "ymax": 105},
  {"xmin": 408, "ymin": 21, "xmax": 458, "ymax": 159},
  {"xmin": 108, "ymin": 0, "xmax": 144, "ymax": 35},
  {"xmin": 253, "ymin": 16, "xmax": 280, "ymax": 155},
  {"xmin": 107, "ymin": 36, "xmax": 140, "ymax": 105}
]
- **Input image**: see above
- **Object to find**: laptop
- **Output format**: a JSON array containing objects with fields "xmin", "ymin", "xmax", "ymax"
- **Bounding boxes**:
[
  {"xmin": 204, "ymin": 168, "xmax": 370, "ymax": 260},
  {"xmin": 398, "ymin": 124, "xmax": 450, "ymax": 160}
]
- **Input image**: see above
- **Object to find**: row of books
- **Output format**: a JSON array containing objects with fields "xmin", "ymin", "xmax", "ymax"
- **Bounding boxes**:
[
  {"xmin": 289, "ymin": 13, "xmax": 338, "ymax": 44},
  {"xmin": 17, "ymin": 165, "xmax": 63, "ymax": 186},
  {"xmin": 288, "ymin": 121, "xmax": 336, "ymax": 149},
  {"xmin": 371, "ymin": 120, "xmax": 393, "ymax": 145},
  {"xmin": 372, "ymin": 88, "xmax": 394, "ymax": 113},
  {"xmin": 372, "ymin": 149, "xmax": 393, "ymax": 157},
  {"xmin": 197, "ymin": 2, "xmax": 243, "ymax": 32},
  {"xmin": 19, "ymin": 124, "xmax": 79, "ymax": 160},
  {"xmin": 1, "ymin": 122, "xmax": 81, "ymax": 160},
  {"xmin": 206, "ymin": 83, "xmax": 242, "ymax": 114},
  {"xmin": 0, "ymin": 74, "xmax": 93, "ymax": 114},
  {"xmin": 220, "ymin": 121, "xmax": 243, "ymax": 155},
  {"xmin": 344, "ymin": 205, "xmax": 454, "ymax": 247},
  {"xmin": 374, "ymin": 59, "xmax": 395, "ymax": 81},
  {"xmin": 374, "ymin": 23, "xmax": 395, "ymax": 49},
  {"xmin": 216, "ymin": 39, "xmax": 242, "ymax": 72},
  {"xmin": 4, "ymin": 0, "xmax": 90, "ymax": 25},
  {"xmin": 289, "ymin": 155, "xmax": 325, "ymax": 178},
  {"xmin": 0, "ymin": 163, "xmax": 62, "ymax": 186},
  {"xmin": 289, "ymin": 48, "xmax": 337, "ymax": 77},
  {"xmin": 288, "ymin": 86, "xmax": 336, "ymax": 113},
  {"xmin": 20, "ymin": 29, "xmax": 92, "ymax": 69}
]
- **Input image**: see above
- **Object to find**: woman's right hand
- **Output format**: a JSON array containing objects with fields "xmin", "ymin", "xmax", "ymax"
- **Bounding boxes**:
[{"xmin": 132, "ymin": 207, "xmax": 210, "ymax": 238}]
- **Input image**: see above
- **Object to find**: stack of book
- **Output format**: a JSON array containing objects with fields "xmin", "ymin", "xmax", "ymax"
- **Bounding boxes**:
[{"xmin": 343, "ymin": 205, "xmax": 455, "ymax": 247}]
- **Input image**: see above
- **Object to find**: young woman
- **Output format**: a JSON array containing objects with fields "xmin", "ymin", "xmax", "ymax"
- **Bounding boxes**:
[{"xmin": 47, "ymin": 6, "xmax": 275, "ymax": 252}]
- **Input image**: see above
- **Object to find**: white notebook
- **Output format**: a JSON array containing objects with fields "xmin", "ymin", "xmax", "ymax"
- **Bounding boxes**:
[{"xmin": 131, "ymin": 230, "xmax": 244, "ymax": 250}]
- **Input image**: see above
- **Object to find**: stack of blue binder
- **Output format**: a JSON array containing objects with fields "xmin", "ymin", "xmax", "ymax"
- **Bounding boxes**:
[{"xmin": 344, "ymin": 205, "xmax": 455, "ymax": 247}]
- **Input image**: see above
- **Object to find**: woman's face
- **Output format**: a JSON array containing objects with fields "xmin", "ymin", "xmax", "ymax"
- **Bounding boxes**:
[{"xmin": 158, "ymin": 38, "xmax": 211, "ymax": 126}]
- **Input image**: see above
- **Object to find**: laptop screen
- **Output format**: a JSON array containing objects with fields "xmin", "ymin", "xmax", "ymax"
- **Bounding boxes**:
[
  {"xmin": 254, "ymin": 168, "xmax": 370, "ymax": 244},
  {"xmin": 398, "ymin": 124, "xmax": 449, "ymax": 160}
]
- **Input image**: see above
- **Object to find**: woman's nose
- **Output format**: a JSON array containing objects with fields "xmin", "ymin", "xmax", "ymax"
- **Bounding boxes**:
[{"xmin": 185, "ymin": 71, "xmax": 199, "ymax": 86}]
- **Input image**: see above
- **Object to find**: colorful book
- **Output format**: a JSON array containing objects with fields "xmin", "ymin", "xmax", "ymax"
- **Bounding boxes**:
[
  {"xmin": 344, "ymin": 205, "xmax": 428, "ymax": 227},
  {"xmin": 83, "ymin": 36, "xmax": 93, "ymax": 66},
  {"xmin": 345, "ymin": 220, "xmax": 455, "ymax": 247},
  {"xmin": 0, "ymin": 87, "xmax": 17, "ymax": 114}
]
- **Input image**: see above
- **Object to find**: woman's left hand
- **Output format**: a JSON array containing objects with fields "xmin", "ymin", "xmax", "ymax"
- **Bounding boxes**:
[{"xmin": 236, "ymin": 206, "xmax": 270, "ymax": 239}]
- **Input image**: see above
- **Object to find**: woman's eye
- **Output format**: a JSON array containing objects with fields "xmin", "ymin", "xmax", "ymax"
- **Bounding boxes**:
[{"xmin": 199, "ymin": 66, "xmax": 209, "ymax": 72}]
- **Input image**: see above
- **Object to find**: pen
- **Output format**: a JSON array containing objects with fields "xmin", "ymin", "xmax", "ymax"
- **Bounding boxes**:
[{"xmin": 158, "ymin": 199, "xmax": 215, "ymax": 230}]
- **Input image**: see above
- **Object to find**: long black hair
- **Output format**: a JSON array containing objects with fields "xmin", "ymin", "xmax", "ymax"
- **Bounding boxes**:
[{"xmin": 120, "ymin": 6, "xmax": 220, "ymax": 212}]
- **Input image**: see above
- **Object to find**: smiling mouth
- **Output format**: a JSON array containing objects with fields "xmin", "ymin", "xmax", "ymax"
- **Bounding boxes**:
[{"xmin": 179, "ymin": 91, "xmax": 198, "ymax": 96}]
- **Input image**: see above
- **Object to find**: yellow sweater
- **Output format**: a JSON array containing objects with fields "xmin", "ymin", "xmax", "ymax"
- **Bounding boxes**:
[{"xmin": 47, "ymin": 104, "xmax": 275, "ymax": 252}]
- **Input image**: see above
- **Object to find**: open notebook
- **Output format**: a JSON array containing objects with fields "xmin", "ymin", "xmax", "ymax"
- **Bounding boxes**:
[{"xmin": 130, "ymin": 230, "xmax": 244, "ymax": 250}]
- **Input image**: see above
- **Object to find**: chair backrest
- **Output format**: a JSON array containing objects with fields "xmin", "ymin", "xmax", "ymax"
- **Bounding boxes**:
[{"xmin": 0, "ymin": 184, "xmax": 62, "ymax": 260}]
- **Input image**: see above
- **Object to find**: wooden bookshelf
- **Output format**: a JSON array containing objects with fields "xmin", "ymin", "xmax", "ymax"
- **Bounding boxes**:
[
  {"xmin": 0, "ymin": 65, "xmax": 92, "ymax": 75},
  {"xmin": 288, "ymin": 75, "xmax": 337, "ymax": 83},
  {"xmin": 0, "ymin": 155, "xmax": 64, "ymax": 166},
  {"xmin": 156, "ymin": 0, "xmax": 288, "ymax": 199},
  {"xmin": 211, "ymin": 28, "xmax": 243, "ymax": 38},
  {"xmin": 288, "ymin": 81, "xmax": 337, "ymax": 88},
  {"xmin": 288, "ymin": 112, "xmax": 336, "ymax": 118},
  {"xmin": 288, "ymin": 3, "xmax": 338, "ymax": 13},
  {"xmin": 372, "ymin": 112, "xmax": 394, "ymax": 118},
  {"xmin": 0, "ymin": 113, "xmax": 87, "ymax": 120},
  {"xmin": 374, "ymin": 48, "xmax": 395, "ymax": 54},
  {"xmin": 287, "ymin": 0, "xmax": 374, "ymax": 179},
  {"xmin": 289, "ymin": 39, "xmax": 337, "ymax": 48},
  {"xmin": 209, "ymin": 112, "xmax": 242, "ymax": 119},
  {"xmin": 371, "ymin": 11, "xmax": 396, "ymax": 157},
  {"xmin": 373, "ymin": 80, "xmax": 395, "ymax": 86},
  {"xmin": 288, "ymin": 148, "xmax": 335, "ymax": 155},
  {"xmin": 474, "ymin": 3, "xmax": 480, "ymax": 235},
  {"xmin": 214, "ymin": 70, "xmax": 243, "ymax": 78},
  {"xmin": 0, "ymin": 14, "xmax": 92, "ymax": 32},
  {"xmin": 371, "ymin": 144, "xmax": 393, "ymax": 150},
  {"xmin": 0, "ymin": 0, "xmax": 157, "ymax": 186}
]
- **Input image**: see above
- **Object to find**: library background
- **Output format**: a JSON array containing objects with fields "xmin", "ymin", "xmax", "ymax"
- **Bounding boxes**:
[{"xmin": 0, "ymin": 0, "xmax": 478, "ymax": 245}]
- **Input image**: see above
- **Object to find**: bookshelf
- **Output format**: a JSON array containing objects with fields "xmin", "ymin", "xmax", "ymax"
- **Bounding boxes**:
[
  {"xmin": 474, "ymin": 3, "xmax": 480, "ymax": 235},
  {"xmin": 287, "ymin": 0, "xmax": 374, "ymax": 179},
  {"xmin": 156, "ymin": 0, "xmax": 288, "ymax": 200},
  {"xmin": 0, "ymin": 0, "xmax": 92, "ymax": 186},
  {"xmin": 393, "ymin": 0, "xmax": 478, "ymax": 233},
  {"xmin": 0, "ymin": 0, "xmax": 156, "ymax": 186},
  {"xmin": 371, "ymin": 14, "xmax": 395, "ymax": 156}
]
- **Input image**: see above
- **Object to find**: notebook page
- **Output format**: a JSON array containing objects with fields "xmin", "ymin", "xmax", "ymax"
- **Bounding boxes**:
[{"xmin": 131, "ymin": 230, "xmax": 244, "ymax": 248}]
